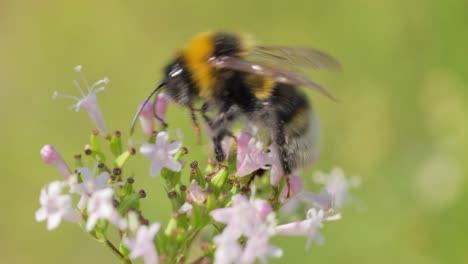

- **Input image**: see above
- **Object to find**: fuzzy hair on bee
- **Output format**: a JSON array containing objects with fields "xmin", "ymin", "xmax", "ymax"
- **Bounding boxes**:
[{"xmin": 131, "ymin": 32, "xmax": 339, "ymax": 180}]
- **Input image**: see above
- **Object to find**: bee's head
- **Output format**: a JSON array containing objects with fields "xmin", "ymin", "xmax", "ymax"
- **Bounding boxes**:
[{"xmin": 163, "ymin": 58, "xmax": 197, "ymax": 106}]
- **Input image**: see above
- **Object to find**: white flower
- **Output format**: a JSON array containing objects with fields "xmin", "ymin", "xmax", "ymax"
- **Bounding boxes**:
[
  {"xmin": 35, "ymin": 181, "xmax": 80, "ymax": 230},
  {"xmin": 211, "ymin": 195, "xmax": 280, "ymax": 264},
  {"xmin": 140, "ymin": 131, "xmax": 182, "ymax": 176},
  {"xmin": 213, "ymin": 235, "xmax": 243, "ymax": 264},
  {"xmin": 123, "ymin": 223, "xmax": 161, "ymax": 264},
  {"xmin": 241, "ymin": 232, "xmax": 283, "ymax": 264},
  {"xmin": 53, "ymin": 65, "xmax": 108, "ymax": 133},
  {"xmin": 86, "ymin": 188, "xmax": 126, "ymax": 231},
  {"xmin": 276, "ymin": 208, "xmax": 341, "ymax": 249},
  {"xmin": 70, "ymin": 167, "xmax": 110, "ymax": 209},
  {"xmin": 313, "ymin": 167, "xmax": 360, "ymax": 210}
]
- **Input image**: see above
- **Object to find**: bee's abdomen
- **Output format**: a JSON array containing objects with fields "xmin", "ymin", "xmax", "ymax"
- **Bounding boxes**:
[{"xmin": 271, "ymin": 84, "xmax": 320, "ymax": 171}]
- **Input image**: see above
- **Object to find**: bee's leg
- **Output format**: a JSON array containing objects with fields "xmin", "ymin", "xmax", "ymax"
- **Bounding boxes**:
[
  {"xmin": 275, "ymin": 125, "xmax": 292, "ymax": 198},
  {"xmin": 201, "ymin": 104, "xmax": 236, "ymax": 162},
  {"xmin": 189, "ymin": 105, "xmax": 202, "ymax": 143},
  {"xmin": 213, "ymin": 130, "xmax": 228, "ymax": 162}
]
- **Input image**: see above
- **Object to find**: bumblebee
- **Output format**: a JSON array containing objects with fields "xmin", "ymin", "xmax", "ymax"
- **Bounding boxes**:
[{"xmin": 131, "ymin": 32, "xmax": 338, "ymax": 178}]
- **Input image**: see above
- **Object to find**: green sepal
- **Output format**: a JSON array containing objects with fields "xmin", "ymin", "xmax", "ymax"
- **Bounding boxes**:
[
  {"xmin": 90, "ymin": 132, "xmax": 100, "ymax": 151},
  {"xmin": 210, "ymin": 166, "xmax": 229, "ymax": 194},
  {"xmin": 164, "ymin": 217, "xmax": 178, "ymax": 237},
  {"xmin": 110, "ymin": 133, "xmax": 122, "ymax": 156},
  {"xmin": 118, "ymin": 193, "xmax": 141, "ymax": 213},
  {"xmin": 114, "ymin": 150, "xmax": 132, "ymax": 168}
]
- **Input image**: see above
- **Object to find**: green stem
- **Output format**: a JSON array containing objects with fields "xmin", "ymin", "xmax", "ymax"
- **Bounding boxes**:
[{"xmin": 104, "ymin": 239, "xmax": 132, "ymax": 264}]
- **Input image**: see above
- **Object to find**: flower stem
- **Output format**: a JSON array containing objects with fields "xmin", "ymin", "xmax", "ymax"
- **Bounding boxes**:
[{"xmin": 104, "ymin": 239, "xmax": 132, "ymax": 264}]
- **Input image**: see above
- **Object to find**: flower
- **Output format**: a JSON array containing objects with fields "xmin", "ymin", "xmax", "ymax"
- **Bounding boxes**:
[
  {"xmin": 138, "ymin": 100, "xmax": 155, "ymax": 137},
  {"xmin": 140, "ymin": 131, "xmax": 182, "ymax": 176},
  {"xmin": 267, "ymin": 144, "xmax": 284, "ymax": 186},
  {"xmin": 123, "ymin": 223, "xmax": 161, "ymax": 264},
  {"xmin": 53, "ymin": 65, "xmax": 108, "ymax": 133},
  {"xmin": 154, "ymin": 93, "xmax": 169, "ymax": 126},
  {"xmin": 40, "ymin": 144, "xmax": 72, "ymax": 178},
  {"xmin": 211, "ymin": 194, "xmax": 280, "ymax": 264},
  {"xmin": 86, "ymin": 188, "xmax": 126, "ymax": 231},
  {"xmin": 70, "ymin": 167, "xmax": 110, "ymax": 209},
  {"xmin": 313, "ymin": 168, "xmax": 360, "ymax": 210},
  {"xmin": 35, "ymin": 181, "xmax": 80, "ymax": 230},
  {"xmin": 235, "ymin": 132, "xmax": 271, "ymax": 177},
  {"xmin": 241, "ymin": 232, "xmax": 283, "ymax": 264},
  {"xmin": 213, "ymin": 235, "xmax": 243, "ymax": 264},
  {"xmin": 279, "ymin": 175, "xmax": 303, "ymax": 202},
  {"xmin": 276, "ymin": 208, "xmax": 341, "ymax": 249},
  {"xmin": 188, "ymin": 180, "xmax": 206, "ymax": 205}
]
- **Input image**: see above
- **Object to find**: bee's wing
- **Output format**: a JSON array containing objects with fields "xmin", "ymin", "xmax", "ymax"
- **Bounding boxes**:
[
  {"xmin": 209, "ymin": 56, "xmax": 336, "ymax": 100},
  {"xmin": 252, "ymin": 46, "xmax": 341, "ymax": 71}
]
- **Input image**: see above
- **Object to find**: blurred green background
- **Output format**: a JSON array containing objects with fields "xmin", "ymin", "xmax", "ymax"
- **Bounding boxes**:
[{"xmin": 1, "ymin": 0, "xmax": 467, "ymax": 263}]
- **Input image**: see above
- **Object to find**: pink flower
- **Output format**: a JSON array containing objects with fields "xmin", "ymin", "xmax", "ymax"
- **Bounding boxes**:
[
  {"xmin": 123, "ymin": 223, "xmax": 161, "ymax": 264},
  {"xmin": 35, "ymin": 181, "xmax": 80, "ymax": 230},
  {"xmin": 40, "ymin": 144, "xmax": 72, "ymax": 178},
  {"xmin": 70, "ymin": 167, "xmax": 110, "ymax": 209},
  {"xmin": 154, "ymin": 93, "xmax": 169, "ymax": 125},
  {"xmin": 267, "ymin": 144, "xmax": 284, "ymax": 186},
  {"xmin": 279, "ymin": 175, "xmax": 303, "ymax": 202},
  {"xmin": 188, "ymin": 180, "xmax": 206, "ymax": 205},
  {"xmin": 138, "ymin": 101, "xmax": 155, "ymax": 137},
  {"xmin": 235, "ymin": 132, "xmax": 271, "ymax": 177},
  {"xmin": 53, "ymin": 65, "xmax": 108, "ymax": 133},
  {"xmin": 276, "ymin": 208, "xmax": 341, "ymax": 249},
  {"xmin": 140, "ymin": 131, "xmax": 182, "ymax": 176},
  {"xmin": 86, "ymin": 188, "xmax": 126, "ymax": 231}
]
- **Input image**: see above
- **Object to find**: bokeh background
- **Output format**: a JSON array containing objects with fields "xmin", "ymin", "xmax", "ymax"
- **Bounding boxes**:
[{"xmin": 1, "ymin": 0, "xmax": 467, "ymax": 263}]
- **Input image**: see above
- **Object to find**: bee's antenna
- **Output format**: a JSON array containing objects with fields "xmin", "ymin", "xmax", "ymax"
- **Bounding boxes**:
[{"xmin": 130, "ymin": 81, "xmax": 167, "ymax": 135}]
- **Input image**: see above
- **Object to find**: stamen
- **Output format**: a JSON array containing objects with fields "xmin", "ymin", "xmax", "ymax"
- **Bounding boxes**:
[
  {"xmin": 52, "ymin": 91, "xmax": 80, "ymax": 101},
  {"xmin": 73, "ymin": 80, "xmax": 85, "ymax": 97}
]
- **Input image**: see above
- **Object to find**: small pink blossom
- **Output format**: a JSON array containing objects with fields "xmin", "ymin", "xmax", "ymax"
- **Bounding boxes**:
[
  {"xmin": 140, "ymin": 131, "xmax": 182, "ymax": 176},
  {"xmin": 138, "ymin": 101, "xmax": 155, "ymax": 137},
  {"xmin": 154, "ymin": 93, "xmax": 169, "ymax": 125},
  {"xmin": 123, "ymin": 223, "xmax": 161, "ymax": 264},
  {"xmin": 53, "ymin": 65, "xmax": 108, "ymax": 133},
  {"xmin": 235, "ymin": 132, "xmax": 271, "ymax": 177},
  {"xmin": 279, "ymin": 175, "xmax": 303, "ymax": 202},
  {"xmin": 40, "ymin": 144, "xmax": 72, "ymax": 178},
  {"xmin": 188, "ymin": 180, "xmax": 206, "ymax": 205},
  {"xmin": 267, "ymin": 144, "xmax": 284, "ymax": 186},
  {"xmin": 276, "ymin": 208, "xmax": 341, "ymax": 249},
  {"xmin": 35, "ymin": 181, "xmax": 80, "ymax": 230},
  {"xmin": 86, "ymin": 188, "xmax": 126, "ymax": 231},
  {"xmin": 70, "ymin": 167, "xmax": 110, "ymax": 209}
]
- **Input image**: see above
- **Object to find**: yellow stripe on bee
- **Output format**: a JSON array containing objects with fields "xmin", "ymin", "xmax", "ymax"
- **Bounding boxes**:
[
  {"xmin": 183, "ymin": 32, "xmax": 215, "ymax": 98},
  {"xmin": 244, "ymin": 74, "xmax": 276, "ymax": 100},
  {"xmin": 290, "ymin": 107, "xmax": 309, "ymax": 126}
]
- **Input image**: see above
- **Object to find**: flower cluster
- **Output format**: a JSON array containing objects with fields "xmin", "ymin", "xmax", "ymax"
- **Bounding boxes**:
[{"xmin": 36, "ymin": 66, "xmax": 358, "ymax": 264}]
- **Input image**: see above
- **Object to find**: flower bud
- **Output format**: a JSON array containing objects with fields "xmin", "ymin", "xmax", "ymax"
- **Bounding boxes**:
[
  {"xmin": 40, "ymin": 144, "xmax": 72, "ymax": 178},
  {"xmin": 138, "ymin": 100, "xmax": 155, "ymax": 137}
]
